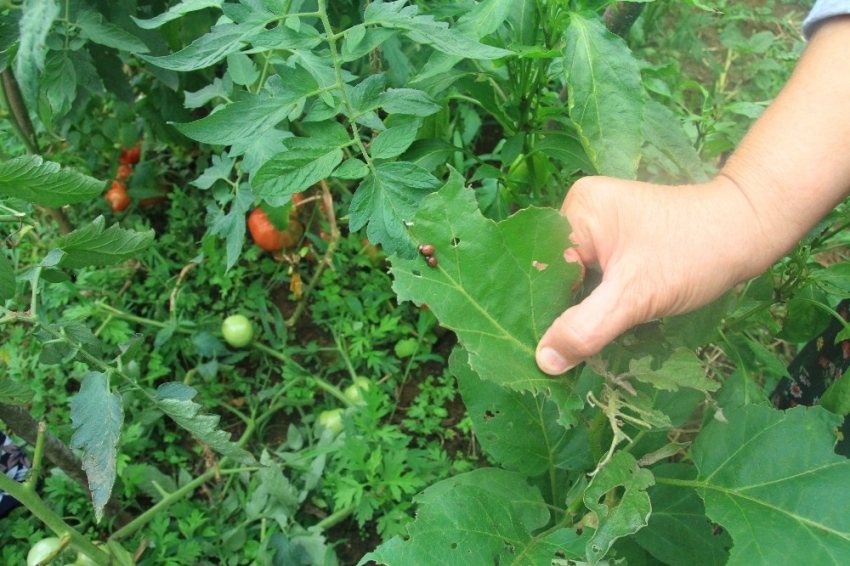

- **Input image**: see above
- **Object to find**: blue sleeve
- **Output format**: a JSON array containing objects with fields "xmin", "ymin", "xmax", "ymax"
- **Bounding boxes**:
[{"xmin": 804, "ymin": 0, "xmax": 850, "ymax": 38}]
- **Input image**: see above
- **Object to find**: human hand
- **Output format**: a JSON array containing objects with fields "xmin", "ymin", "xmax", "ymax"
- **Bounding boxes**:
[{"xmin": 535, "ymin": 175, "xmax": 772, "ymax": 375}]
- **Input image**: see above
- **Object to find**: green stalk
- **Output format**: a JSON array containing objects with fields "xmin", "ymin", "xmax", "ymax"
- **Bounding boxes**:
[{"xmin": 0, "ymin": 474, "xmax": 110, "ymax": 564}]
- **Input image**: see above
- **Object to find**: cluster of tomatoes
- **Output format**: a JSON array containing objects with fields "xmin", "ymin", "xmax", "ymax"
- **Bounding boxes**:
[
  {"xmin": 104, "ymin": 145, "xmax": 140, "ymax": 212},
  {"xmin": 103, "ymin": 145, "xmax": 170, "ymax": 212}
]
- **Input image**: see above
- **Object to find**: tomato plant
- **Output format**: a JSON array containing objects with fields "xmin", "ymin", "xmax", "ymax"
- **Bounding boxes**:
[{"xmin": 1, "ymin": 1, "xmax": 847, "ymax": 566}]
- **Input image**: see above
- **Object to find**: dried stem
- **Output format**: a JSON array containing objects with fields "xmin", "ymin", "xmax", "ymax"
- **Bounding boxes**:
[{"xmin": 286, "ymin": 180, "xmax": 339, "ymax": 327}]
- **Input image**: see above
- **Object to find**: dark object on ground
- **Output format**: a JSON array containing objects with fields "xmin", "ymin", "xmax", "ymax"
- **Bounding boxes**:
[{"xmin": 0, "ymin": 431, "xmax": 31, "ymax": 519}]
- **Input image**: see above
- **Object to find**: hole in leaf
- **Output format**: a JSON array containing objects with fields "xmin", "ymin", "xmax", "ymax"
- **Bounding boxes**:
[
  {"xmin": 574, "ymin": 528, "xmax": 583, "ymax": 537},
  {"xmin": 484, "ymin": 410, "xmax": 495, "ymax": 421},
  {"xmin": 451, "ymin": 237, "xmax": 460, "ymax": 246},
  {"xmin": 412, "ymin": 269, "xmax": 421, "ymax": 277},
  {"xmin": 450, "ymin": 543, "xmax": 458, "ymax": 550},
  {"xmin": 503, "ymin": 541, "xmax": 515, "ymax": 554},
  {"xmin": 591, "ymin": 544, "xmax": 601, "ymax": 554},
  {"xmin": 556, "ymin": 550, "xmax": 567, "ymax": 558}
]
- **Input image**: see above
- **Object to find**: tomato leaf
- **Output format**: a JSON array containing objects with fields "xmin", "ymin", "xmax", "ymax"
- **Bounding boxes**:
[
  {"xmin": 71, "ymin": 371, "xmax": 124, "ymax": 522},
  {"xmin": 15, "ymin": 0, "xmax": 61, "ymax": 108},
  {"xmin": 411, "ymin": 0, "xmax": 514, "ymax": 84},
  {"xmin": 75, "ymin": 10, "xmax": 149, "ymax": 53},
  {"xmin": 349, "ymin": 161, "xmax": 440, "ymax": 258},
  {"xmin": 36, "ymin": 320, "xmax": 102, "ymax": 365},
  {"xmin": 131, "ymin": 0, "xmax": 221, "ymax": 29},
  {"xmin": 0, "ymin": 378, "xmax": 35, "ymax": 406},
  {"xmin": 364, "ymin": 0, "xmax": 513, "ymax": 60},
  {"xmin": 174, "ymin": 66, "xmax": 320, "ymax": 150},
  {"xmin": 0, "ymin": 155, "xmax": 103, "ymax": 207},
  {"xmin": 360, "ymin": 468, "xmax": 588, "ymax": 566},
  {"xmin": 584, "ymin": 451, "xmax": 655, "ymax": 565},
  {"xmin": 390, "ymin": 169, "xmax": 582, "ymax": 410},
  {"xmin": 693, "ymin": 405, "xmax": 850, "ymax": 565},
  {"xmin": 139, "ymin": 22, "xmax": 261, "ymax": 71},
  {"xmin": 155, "ymin": 382, "xmax": 257, "ymax": 465},
  {"xmin": 563, "ymin": 12, "xmax": 645, "ymax": 179},
  {"xmin": 370, "ymin": 120, "xmax": 420, "ymax": 159},
  {"xmin": 57, "ymin": 216, "xmax": 154, "ymax": 269}
]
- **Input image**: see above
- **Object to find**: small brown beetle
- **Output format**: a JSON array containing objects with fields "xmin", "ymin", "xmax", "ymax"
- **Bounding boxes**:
[
  {"xmin": 418, "ymin": 243, "xmax": 435, "ymax": 256},
  {"xmin": 425, "ymin": 256, "xmax": 438, "ymax": 268}
]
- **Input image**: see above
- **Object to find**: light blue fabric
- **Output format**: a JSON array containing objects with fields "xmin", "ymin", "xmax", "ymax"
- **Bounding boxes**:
[{"xmin": 804, "ymin": 0, "xmax": 850, "ymax": 38}]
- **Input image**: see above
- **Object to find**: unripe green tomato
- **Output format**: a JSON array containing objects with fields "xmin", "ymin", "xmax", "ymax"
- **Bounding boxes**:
[
  {"xmin": 394, "ymin": 338, "xmax": 418, "ymax": 358},
  {"xmin": 317, "ymin": 408, "xmax": 344, "ymax": 435},
  {"xmin": 221, "ymin": 314, "xmax": 254, "ymax": 348},
  {"xmin": 27, "ymin": 537, "xmax": 64, "ymax": 566},
  {"xmin": 343, "ymin": 377, "xmax": 371, "ymax": 405},
  {"xmin": 73, "ymin": 551, "xmax": 98, "ymax": 566},
  {"xmin": 124, "ymin": 359, "xmax": 141, "ymax": 380}
]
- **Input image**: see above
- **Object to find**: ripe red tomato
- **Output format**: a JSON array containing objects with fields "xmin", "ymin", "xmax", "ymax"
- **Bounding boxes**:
[
  {"xmin": 105, "ymin": 181, "xmax": 130, "ymax": 212},
  {"xmin": 118, "ymin": 146, "xmax": 141, "ymax": 165},
  {"xmin": 116, "ymin": 164, "xmax": 133, "ymax": 180},
  {"xmin": 248, "ymin": 208, "xmax": 304, "ymax": 252}
]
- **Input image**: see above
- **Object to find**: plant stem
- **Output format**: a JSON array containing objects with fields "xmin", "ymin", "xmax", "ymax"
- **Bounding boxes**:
[
  {"xmin": 315, "ymin": 503, "xmax": 355, "ymax": 529},
  {"xmin": 286, "ymin": 179, "xmax": 340, "ymax": 328},
  {"xmin": 0, "ymin": 473, "xmax": 111, "ymax": 564}
]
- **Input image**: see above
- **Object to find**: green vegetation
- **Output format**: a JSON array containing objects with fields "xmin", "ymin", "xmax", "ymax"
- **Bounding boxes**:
[{"xmin": 4, "ymin": 1, "xmax": 850, "ymax": 565}]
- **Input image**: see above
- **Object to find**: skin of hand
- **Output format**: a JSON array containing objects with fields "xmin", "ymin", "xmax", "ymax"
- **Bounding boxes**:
[{"xmin": 536, "ymin": 16, "xmax": 850, "ymax": 375}]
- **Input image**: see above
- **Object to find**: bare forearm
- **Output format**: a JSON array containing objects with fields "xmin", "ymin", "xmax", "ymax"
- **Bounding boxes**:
[{"xmin": 721, "ymin": 16, "xmax": 850, "ymax": 275}]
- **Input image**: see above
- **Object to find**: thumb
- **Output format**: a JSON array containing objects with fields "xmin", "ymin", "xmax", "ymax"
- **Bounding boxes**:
[{"xmin": 536, "ymin": 279, "xmax": 644, "ymax": 375}]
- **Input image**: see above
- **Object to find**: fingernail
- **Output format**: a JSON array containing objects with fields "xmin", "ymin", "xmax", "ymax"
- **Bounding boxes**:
[{"xmin": 537, "ymin": 347, "xmax": 575, "ymax": 375}]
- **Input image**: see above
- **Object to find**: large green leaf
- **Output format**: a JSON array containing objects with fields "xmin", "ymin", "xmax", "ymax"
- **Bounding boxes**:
[
  {"xmin": 411, "ymin": 0, "xmax": 514, "ymax": 84},
  {"xmin": 692, "ymin": 405, "xmax": 850, "ymax": 565},
  {"xmin": 70, "ymin": 372, "xmax": 123, "ymax": 522},
  {"xmin": 636, "ymin": 464, "xmax": 731, "ymax": 566},
  {"xmin": 253, "ymin": 121, "xmax": 350, "ymax": 198},
  {"xmin": 139, "ymin": 22, "xmax": 260, "ymax": 71},
  {"xmin": 15, "ymin": 0, "xmax": 60, "ymax": 107},
  {"xmin": 155, "ymin": 382, "xmax": 257, "ymax": 465},
  {"xmin": 75, "ymin": 10, "xmax": 149, "ymax": 53},
  {"xmin": 57, "ymin": 216, "xmax": 155, "ymax": 269},
  {"xmin": 0, "ymin": 155, "xmax": 103, "ymax": 207},
  {"xmin": 174, "ymin": 66, "xmax": 320, "ymax": 149},
  {"xmin": 132, "ymin": 0, "xmax": 222, "ymax": 30},
  {"xmin": 584, "ymin": 451, "xmax": 654, "ymax": 565},
  {"xmin": 37, "ymin": 320, "xmax": 102, "ymax": 365},
  {"xmin": 451, "ymin": 348, "xmax": 590, "ymax": 475},
  {"xmin": 370, "ymin": 120, "xmax": 420, "ymax": 159},
  {"xmin": 349, "ymin": 161, "xmax": 440, "ymax": 258},
  {"xmin": 360, "ymin": 468, "xmax": 587, "ymax": 566},
  {"xmin": 0, "ymin": 378, "xmax": 35, "ymax": 406},
  {"xmin": 390, "ymin": 170, "xmax": 582, "ymax": 408},
  {"xmin": 364, "ymin": 0, "xmax": 513, "ymax": 60},
  {"xmin": 642, "ymin": 98, "xmax": 708, "ymax": 183},
  {"xmin": 563, "ymin": 12, "xmax": 645, "ymax": 179}
]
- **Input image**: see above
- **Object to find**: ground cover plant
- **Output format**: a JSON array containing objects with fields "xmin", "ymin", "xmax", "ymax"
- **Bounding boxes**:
[{"xmin": 3, "ymin": 0, "xmax": 850, "ymax": 564}]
